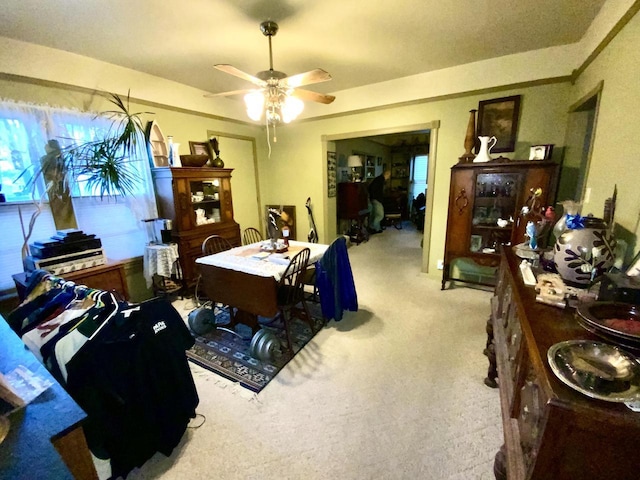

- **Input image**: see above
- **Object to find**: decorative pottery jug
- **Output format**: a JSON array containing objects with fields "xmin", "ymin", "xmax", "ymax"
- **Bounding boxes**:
[
  {"xmin": 473, "ymin": 136, "xmax": 497, "ymax": 163},
  {"xmin": 552, "ymin": 200, "xmax": 582, "ymax": 240},
  {"xmin": 553, "ymin": 216, "xmax": 616, "ymax": 286}
]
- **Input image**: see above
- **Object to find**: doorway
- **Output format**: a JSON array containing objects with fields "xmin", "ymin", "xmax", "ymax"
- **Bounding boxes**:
[
  {"xmin": 323, "ymin": 121, "xmax": 439, "ymax": 273},
  {"xmin": 557, "ymin": 82, "xmax": 602, "ymax": 207}
]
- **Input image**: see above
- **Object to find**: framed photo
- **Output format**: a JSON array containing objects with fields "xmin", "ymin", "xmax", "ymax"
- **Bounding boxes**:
[
  {"xmin": 477, "ymin": 95, "xmax": 521, "ymax": 153},
  {"xmin": 529, "ymin": 144, "xmax": 554, "ymax": 160},
  {"xmin": 189, "ymin": 141, "xmax": 212, "ymax": 161},
  {"xmin": 470, "ymin": 234, "xmax": 483, "ymax": 253},
  {"xmin": 327, "ymin": 152, "xmax": 337, "ymax": 197}
]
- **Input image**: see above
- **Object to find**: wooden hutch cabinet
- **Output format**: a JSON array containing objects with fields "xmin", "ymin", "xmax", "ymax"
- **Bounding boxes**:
[
  {"xmin": 152, "ymin": 167, "xmax": 240, "ymax": 284},
  {"xmin": 487, "ymin": 248, "xmax": 640, "ymax": 479},
  {"xmin": 442, "ymin": 160, "xmax": 558, "ymax": 289}
]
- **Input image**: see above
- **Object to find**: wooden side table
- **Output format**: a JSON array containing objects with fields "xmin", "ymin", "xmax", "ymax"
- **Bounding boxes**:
[{"xmin": 13, "ymin": 261, "xmax": 129, "ymax": 301}]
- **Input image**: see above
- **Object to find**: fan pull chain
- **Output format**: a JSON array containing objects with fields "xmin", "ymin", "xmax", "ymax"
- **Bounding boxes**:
[{"xmin": 266, "ymin": 119, "xmax": 273, "ymax": 158}]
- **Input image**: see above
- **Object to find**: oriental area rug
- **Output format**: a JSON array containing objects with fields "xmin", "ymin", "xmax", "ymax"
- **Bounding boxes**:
[{"xmin": 186, "ymin": 304, "xmax": 324, "ymax": 393}]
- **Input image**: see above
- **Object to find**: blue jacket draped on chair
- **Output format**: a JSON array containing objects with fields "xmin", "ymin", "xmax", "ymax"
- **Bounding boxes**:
[{"xmin": 315, "ymin": 236, "xmax": 357, "ymax": 321}]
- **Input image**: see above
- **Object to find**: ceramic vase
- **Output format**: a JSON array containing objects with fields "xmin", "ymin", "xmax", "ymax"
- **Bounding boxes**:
[
  {"xmin": 553, "ymin": 216, "xmax": 616, "ymax": 286},
  {"xmin": 212, "ymin": 155, "xmax": 224, "ymax": 168},
  {"xmin": 459, "ymin": 109, "xmax": 477, "ymax": 163},
  {"xmin": 473, "ymin": 136, "xmax": 497, "ymax": 163}
]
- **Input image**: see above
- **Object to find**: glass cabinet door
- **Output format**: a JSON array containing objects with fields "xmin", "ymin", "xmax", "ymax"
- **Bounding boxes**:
[
  {"xmin": 189, "ymin": 178, "xmax": 221, "ymax": 226},
  {"xmin": 470, "ymin": 172, "xmax": 520, "ymax": 253}
]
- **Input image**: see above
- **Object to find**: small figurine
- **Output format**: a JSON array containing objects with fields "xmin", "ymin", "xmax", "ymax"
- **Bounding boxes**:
[{"xmin": 526, "ymin": 221, "xmax": 538, "ymax": 250}]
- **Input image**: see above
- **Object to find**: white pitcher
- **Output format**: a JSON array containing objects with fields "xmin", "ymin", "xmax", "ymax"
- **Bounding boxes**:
[{"xmin": 474, "ymin": 136, "xmax": 497, "ymax": 163}]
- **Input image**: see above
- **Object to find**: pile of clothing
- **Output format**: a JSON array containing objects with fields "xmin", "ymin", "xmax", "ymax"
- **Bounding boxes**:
[{"xmin": 8, "ymin": 270, "xmax": 199, "ymax": 478}]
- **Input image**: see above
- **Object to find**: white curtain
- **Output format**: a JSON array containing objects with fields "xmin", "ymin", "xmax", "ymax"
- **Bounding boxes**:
[{"xmin": 0, "ymin": 99, "xmax": 158, "ymax": 292}]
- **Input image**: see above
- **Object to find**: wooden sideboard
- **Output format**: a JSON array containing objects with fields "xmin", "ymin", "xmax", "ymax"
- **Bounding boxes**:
[
  {"xmin": 12, "ymin": 260, "xmax": 129, "ymax": 302},
  {"xmin": 486, "ymin": 248, "xmax": 640, "ymax": 479}
]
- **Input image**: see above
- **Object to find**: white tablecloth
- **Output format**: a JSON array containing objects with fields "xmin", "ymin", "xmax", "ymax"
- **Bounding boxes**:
[
  {"xmin": 196, "ymin": 240, "xmax": 328, "ymax": 282},
  {"xmin": 143, "ymin": 243, "xmax": 179, "ymax": 288}
]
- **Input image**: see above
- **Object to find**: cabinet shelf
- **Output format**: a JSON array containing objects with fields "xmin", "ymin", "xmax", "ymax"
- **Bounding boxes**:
[{"xmin": 472, "ymin": 225, "xmax": 512, "ymax": 230}]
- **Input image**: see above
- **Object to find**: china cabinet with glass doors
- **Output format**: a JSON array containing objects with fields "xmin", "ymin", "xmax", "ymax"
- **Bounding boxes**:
[
  {"xmin": 152, "ymin": 167, "xmax": 240, "ymax": 285},
  {"xmin": 441, "ymin": 160, "xmax": 558, "ymax": 289}
]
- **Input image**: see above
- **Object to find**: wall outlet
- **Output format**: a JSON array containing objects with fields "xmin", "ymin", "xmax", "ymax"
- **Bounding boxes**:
[{"xmin": 437, "ymin": 259, "xmax": 444, "ymax": 270}]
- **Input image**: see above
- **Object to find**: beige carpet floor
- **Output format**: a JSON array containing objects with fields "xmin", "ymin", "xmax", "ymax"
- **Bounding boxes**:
[{"xmin": 115, "ymin": 223, "xmax": 502, "ymax": 479}]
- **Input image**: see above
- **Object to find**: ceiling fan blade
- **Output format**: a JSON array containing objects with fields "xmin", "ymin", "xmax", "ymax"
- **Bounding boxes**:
[
  {"xmin": 204, "ymin": 89, "xmax": 256, "ymax": 98},
  {"xmin": 281, "ymin": 69, "xmax": 332, "ymax": 88},
  {"xmin": 291, "ymin": 88, "xmax": 336, "ymax": 105},
  {"xmin": 214, "ymin": 64, "xmax": 266, "ymax": 87}
]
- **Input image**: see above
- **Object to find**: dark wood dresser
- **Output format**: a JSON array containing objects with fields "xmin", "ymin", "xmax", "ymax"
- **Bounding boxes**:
[
  {"xmin": 337, "ymin": 182, "xmax": 369, "ymax": 243},
  {"xmin": 487, "ymin": 248, "xmax": 640, "ymax": 479}
]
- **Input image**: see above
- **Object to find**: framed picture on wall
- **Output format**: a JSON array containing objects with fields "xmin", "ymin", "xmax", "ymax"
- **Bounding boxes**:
[
  {"xmin": 477, "ymin": 95, "xmax": 521, "ymax": 153},
  {"xmin": 327, "ymin": 151, "xmax": 337, "ymax": 197}
]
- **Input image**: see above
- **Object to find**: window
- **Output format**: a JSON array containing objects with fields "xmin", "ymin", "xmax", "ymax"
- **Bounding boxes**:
[
  {"xmin": 0, "ymin": 100, "xmax": 157, "ymax": 292},
  {"xmin": 411, "ymin": 154, "xmax": 428, "ymax": 200}
]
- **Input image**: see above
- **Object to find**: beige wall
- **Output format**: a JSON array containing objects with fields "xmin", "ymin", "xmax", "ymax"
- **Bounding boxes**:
[
  {"xmin": 272, "ymin": 82, "xmax": 572, "ymax": 277},
  {"xmin": 2, "ymin": 6, "xmax": 639, "ymax": 282},
  {"xmin": 571, "ymin": 10, "xmax": 640, "ymax": 258}
]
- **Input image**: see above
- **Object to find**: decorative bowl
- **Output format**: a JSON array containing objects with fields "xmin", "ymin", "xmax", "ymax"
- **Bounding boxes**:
[
  {"xmin": 179, "ymin": 154, "xmax": 209, "ymax": 167},
  {"xmin": 548, "ymin": 339, "xmax": 640, "ymax": 402},
  {"xmin": 577, "ymin": 302, "xmax": 640, "ymax": 341}
]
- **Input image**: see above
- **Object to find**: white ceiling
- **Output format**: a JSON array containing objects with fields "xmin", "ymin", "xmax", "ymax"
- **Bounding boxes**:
[{"xmin": 0, "ymin": 0, "xmax": 605, "ymax": 100}]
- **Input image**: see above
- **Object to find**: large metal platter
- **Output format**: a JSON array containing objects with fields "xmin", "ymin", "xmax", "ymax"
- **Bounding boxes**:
[
  {"xmin": 576, "ymin": 302, "xmax": 640, "ymax": 342},
  {"xmin": 547, "ymin": 340, "xmax": 640, "ymax": 402}
]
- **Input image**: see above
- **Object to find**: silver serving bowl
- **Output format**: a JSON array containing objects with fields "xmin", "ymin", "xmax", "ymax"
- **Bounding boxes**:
[{"xmin": 548, "ymin": 340, "xmax": 640, "ymax": 402}]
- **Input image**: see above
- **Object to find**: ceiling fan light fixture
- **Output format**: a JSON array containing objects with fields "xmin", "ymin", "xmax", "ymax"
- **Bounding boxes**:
[
  {"xmin": 244, "ymin": 90, "xmax": 265, "ymax": 121},
  {"xmin": 281, "ymin": 95, "xmax": 304, "ymax": 123}
]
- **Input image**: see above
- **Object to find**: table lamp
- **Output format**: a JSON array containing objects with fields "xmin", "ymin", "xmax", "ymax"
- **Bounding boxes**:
[{"xmin": 347, "ymin": 155, "xmax": 363, "ymax": 182}]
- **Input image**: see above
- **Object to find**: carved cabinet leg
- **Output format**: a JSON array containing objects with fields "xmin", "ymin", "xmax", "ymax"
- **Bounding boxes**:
[
  {"xmin": 493, "ymin": 444, "xmax": 507, "ymax": 480},
  {"xmin": 484, "ymin": 316, "xmax": 498, "ymax": 388}
]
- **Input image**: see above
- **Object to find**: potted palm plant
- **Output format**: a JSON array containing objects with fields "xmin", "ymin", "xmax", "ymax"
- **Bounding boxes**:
[{"xmin": 17, "ymin": 91, "xmax": 151, "ymax": 258}]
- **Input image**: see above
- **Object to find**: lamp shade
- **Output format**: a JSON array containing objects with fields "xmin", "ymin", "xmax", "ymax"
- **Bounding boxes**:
[{"xmin": 347, "ymin": 155, "xmax": 363, "ymax": 167}]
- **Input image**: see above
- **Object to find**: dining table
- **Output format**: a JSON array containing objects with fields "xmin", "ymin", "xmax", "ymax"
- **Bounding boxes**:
[{"xmin": 195, "ymin": 240, "xmax": 328, "ymax": 327}]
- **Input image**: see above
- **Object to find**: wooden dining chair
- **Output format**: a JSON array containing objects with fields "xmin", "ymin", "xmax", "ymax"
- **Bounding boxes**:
[
  {"xmin": 242, "ymin": 227, "xmax": 263, "ymax": 245},
  {"xmin": 202, "ymin": 234, "xmax": 233, "ymax": 256},
  {"xmin": 275, "ymin": 247, "xmax": 316, "ymax": 352}
]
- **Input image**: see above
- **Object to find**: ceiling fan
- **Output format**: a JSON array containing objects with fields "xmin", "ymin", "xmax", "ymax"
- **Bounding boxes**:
[{"xmin": 206, "ymin": 21, "xmax": 336, "ymax": 125}]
